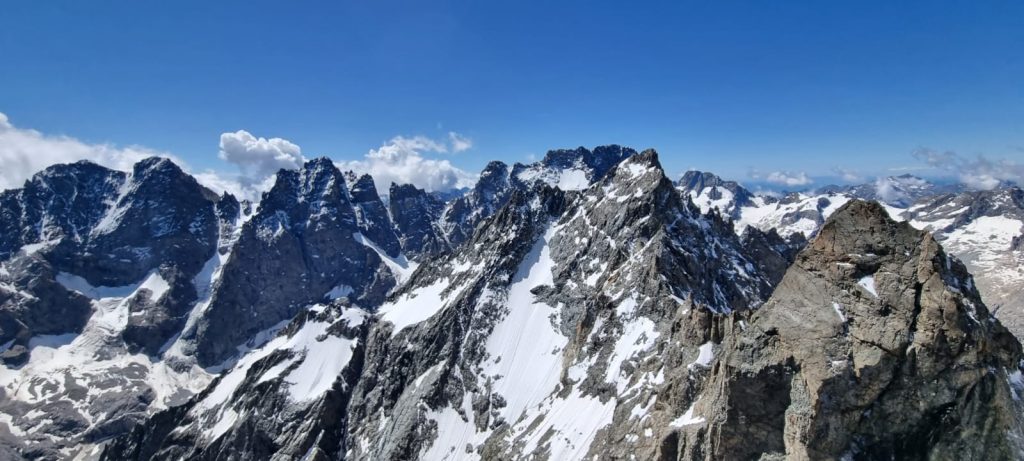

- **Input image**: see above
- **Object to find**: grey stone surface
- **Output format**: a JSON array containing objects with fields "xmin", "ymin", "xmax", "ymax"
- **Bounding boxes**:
[{"xmin": 671, "ymin": 201, "xmax": 1024, "ymax": 460}]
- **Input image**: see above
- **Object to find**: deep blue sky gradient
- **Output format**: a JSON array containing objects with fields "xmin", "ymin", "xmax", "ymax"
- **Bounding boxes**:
[{"xmin": 2, "ymin": 0, "xmax": 1022, "ymax": 183}]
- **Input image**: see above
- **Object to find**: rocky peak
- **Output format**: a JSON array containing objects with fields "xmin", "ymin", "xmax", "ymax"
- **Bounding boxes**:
[
  {"xmin": 439, "ymin": 161, "xmax": 515, "ymax": 248},
  {"xmin": 130, "ymin": 156, "xmax": 220, "ymax": 203},
  {"xmin": 257, "ymin": 157, "xmax": 355, "ymax": 233},
  {"xmin": 133, "ymin": 156, "xmax": 181, "ymax": 181},
  {"xmin": 740, "ymin": 225, "xmax": 806, "ymax": 285},
  {"xmin": 596, "ymin": 149, "xmax": 676, "ymax": 205},
  {"xmin": 673, "ymin": 200, "xmax": 1024, "ymax": 460},
  {"xmin": 348, "ymin": 174, "xmax": 380, "ymax": 203},
  {"xmin": 677, "ymin": 170, "xmax": 756, "ymax": 218},
  {"xmin": 541, "ymin": 144, "xmax": 636, "ymax": 179},
  {"xmin": 189, "ymin": 157, "xmax": 394, "ymax": 368},
  {"xmin": 299, "ymin": 157, "xmax": 350, "ymax": 206},
  {"xmin": 574, "ymin": 148, "xmax": 772, "ymax": 313},
  {"xmin": 678, "ymin": 170, "xmax": 726, "ymax": 190},
  {"xmin": 63, "ymin": 156, "xmax": 218, "ymax": 286},
  {"xmin": 388, "ymin": 182, "xmax": 448, "ymax": 257},
  {"xmin": 0, "ymin": 160, "xmax": 126, "ymax": 259},
  {"xmin": 348, "ymin": 173, "xmax": 402, "ymax": 258},
  {"xmin": 540, "ymin": 146, "xmax": 591, "ymax": 169},
  {"xmin": 214, "ymin": 192, "xmax": 240, "ymax": 224},
  {"xmin": 468, "ymin": 161, "xmax": 512, "ymax": 209},
  {"xmin": 477, "ymin": 160, "xmax": 510, "ymax": 191}
]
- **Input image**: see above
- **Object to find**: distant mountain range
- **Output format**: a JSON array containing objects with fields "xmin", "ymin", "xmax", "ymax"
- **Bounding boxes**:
[{"xmin": 0, "ymin": 147, "xmax": 1022, "ymax": 460}]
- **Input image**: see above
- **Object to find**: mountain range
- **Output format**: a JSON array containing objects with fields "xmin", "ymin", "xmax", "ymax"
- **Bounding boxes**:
[{"xmin": 0, "ymin": 147, "xmax": 1022, "ymax": 460}]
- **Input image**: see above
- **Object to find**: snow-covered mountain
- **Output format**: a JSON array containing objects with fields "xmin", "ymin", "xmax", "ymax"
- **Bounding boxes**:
[
  {"xmin": 0, "ymin": 157, "xmax": 413, "ymax": 458},
  {"xmin": 678, "ymin": 201, "xmax": 1024, "ymax": 459},
  {"xmin": 102, "ymin": 150, "xmax": 781, "ymax": 459},
  {"xmin": 820, "ymin": 173, "xmax": 964, "ymax": 207},
  {"xmin": 902, "ymin": 187, "xmax": 1024, "ymax": 335},
  {"xmin": 2, "ymin": 149, "xmax": 1023, "ymax": 460},
  {"xmin": 0, "ymin": 158, "xmax": 229, "ymax": 459},
  {"xmin": 680, "ymin": 170, "xmax": 1024, "ymax": 341},
  {"xmin": 676, "ymin": 170, "xmax": 756, "ymax": 219}
]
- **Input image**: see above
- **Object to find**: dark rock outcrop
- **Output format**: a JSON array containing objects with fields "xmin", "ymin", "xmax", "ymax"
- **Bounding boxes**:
[
  {"xmin": 348, "ymin": 173, "xmax": 402, "ymax": 258},
  {"xmin": 0, "ymin": 160, "xmax": 125, "ymax": 260},
  {"xmin": 0, "ymin": 157, "xmax": 221, "ymax": 355},
  {"xmin": 672, "ymin": 201, "xmax": 1024, "ymax": 460},
  {"xmin": 388, "ymin": 183, "xmax": 449, "ymax": 257},
  {"xmin": 439, "ymin": 161, "xmax": 513, "ymax": 247},
  {"xmin": 677, "ymin": 170, "xmax": 756, "ymax": 218},
  {"xmin": 191, "ymin": 158, "xmax": 395, "ymax": 368},
  {"xmin": 740, "ymin": 226, "xmax": 807, "ymax": 286}
]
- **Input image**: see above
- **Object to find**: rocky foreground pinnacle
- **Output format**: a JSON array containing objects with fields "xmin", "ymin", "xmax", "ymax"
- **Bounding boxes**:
[{"xmin": 674, "ymin": 200, "xmax": 1024, "ymax": 460}]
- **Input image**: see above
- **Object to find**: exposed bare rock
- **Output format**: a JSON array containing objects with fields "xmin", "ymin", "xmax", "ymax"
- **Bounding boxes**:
[{"xmin": 672, "ymin": 201, "xmax": 1024, "ymax": 460}]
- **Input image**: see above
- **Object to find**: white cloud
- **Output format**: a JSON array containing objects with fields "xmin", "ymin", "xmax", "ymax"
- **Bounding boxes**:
[
  {"xmin": 211, "ymin": 129, "xmax": 309, "ymax": 201},
  {"xmin": 337, "ymin": 135, "xmax": 476, "ymax": 193},
  {"xmin": 0, "ymin": 111, "xmax": 265, "ymax": 201},
  {"xmin": 913, "ymin": 148, "xmax": 1023, "ymax": 190},
  {"xmin": 751, "ymin": 170, "xmax": 812, "ymax": 187},
  {"xmin": 0, "ymin": 113, "xmax": 478, "ymax": 200},
  {"xmin": 874, "ymin": 177, "xmax": 907, "ymax": 204},
  {"xmin": 218, "ymin": 130, "xmax": 305, "ymax": 180},
  {"xmin": 832, "ymin": 168, "xmax": 863, "ymax": 183},
  {"xmin": 448, "ymin": 131, "xmax": 472, "ymax": 152},
  {"xmin": 0, "ymin": 112, "xmax": 181, "ymax": 190},
  {"xmin": 190, "ymin": 170, "xmax": 276, "ymax": 202}
]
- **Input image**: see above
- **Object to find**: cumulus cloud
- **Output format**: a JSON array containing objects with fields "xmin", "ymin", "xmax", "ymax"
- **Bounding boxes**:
[
  {"xmin": 832, "ymin": 168, "xmax": 863, "ymax": 183},
  {"xmin": 874, "ymin": 177, "xmax": 908, "ymax": 204},
  {"xmin": 338, "ymin": 135, "xmax": 476, "ymax": 193},
  {"xmin": 751, "ymin": 169, "xmax": 812, "ymax": 187},
  {"xmin": 448, "ymin": 131, "xmax": 472, "ymax": 152},
  {"xmin": 1, "ymin": 112, "xmax": 478, "ymax": 200},
  {"xmin": 0, "ymin": 112, "xmax": 182, "ymax": 190},
  {"xmin": 219, "ymin": 130, "xmax": 305, "ymax": 180},
  {"xmin": 186, "ymin": 170, "xmax": 270, "ymax": 201},
  {"xmin": 913, "ymin": 147, "xmax": 1023, "ymax": 190},
  {"xmin": 0, "ymin": 111, "xmax": 264, "ymax": 200},
  {"xmin": 210, "ymin": 129, "xmax": 309, "ymax": 200}
]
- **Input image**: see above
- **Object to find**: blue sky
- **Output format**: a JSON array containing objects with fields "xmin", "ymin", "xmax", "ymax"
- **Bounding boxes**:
[{"xmin": 1, "ymin": 1, "xmax": 1022, "ymax": 192}]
